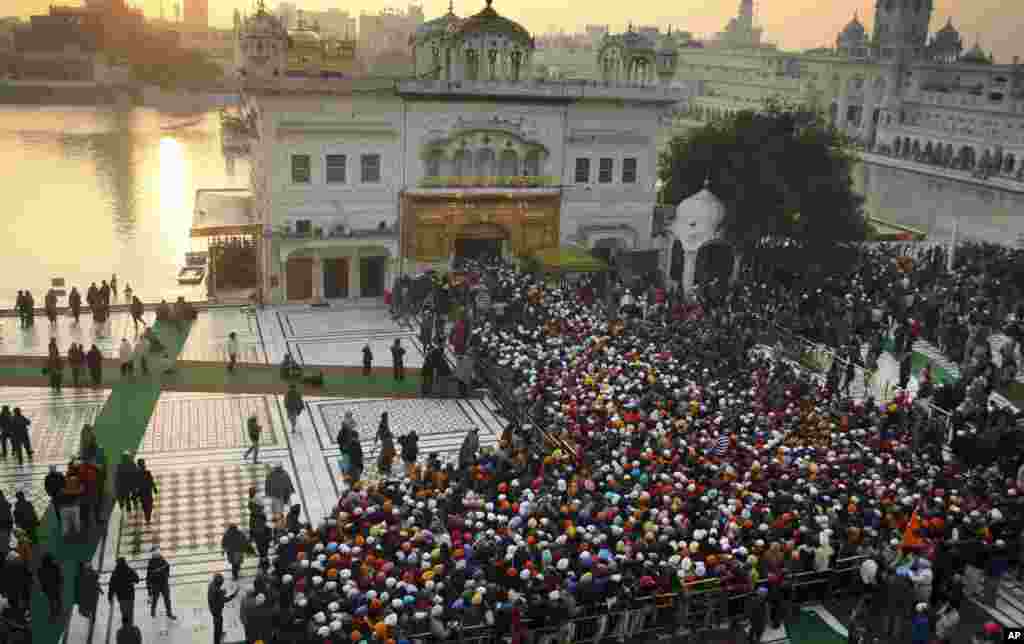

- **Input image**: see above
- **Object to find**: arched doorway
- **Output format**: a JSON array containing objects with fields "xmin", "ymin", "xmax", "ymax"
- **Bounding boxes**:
[
  {"xmin": 455, "ymin": 222, "xmax": 508, "ymax": 262},
  {"xmin": 695, "ymin": 241, "xmax": 733, "ymax": 286}
]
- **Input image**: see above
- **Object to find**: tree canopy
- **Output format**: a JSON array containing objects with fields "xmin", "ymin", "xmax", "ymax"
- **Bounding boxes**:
[{"xmin": 658, "ymin": 99, "xmax": 867, "ymax": 258}]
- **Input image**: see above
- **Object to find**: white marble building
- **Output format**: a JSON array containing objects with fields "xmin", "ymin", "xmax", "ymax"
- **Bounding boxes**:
[{"xmin": 238, "ymin": 0, "xmax": 690, "ymax": 303}]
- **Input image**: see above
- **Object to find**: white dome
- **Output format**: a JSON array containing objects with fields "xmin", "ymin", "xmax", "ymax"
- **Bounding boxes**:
[{"xmin": 671, "ymin": 179, "xmax": 726, "ymax": 250}]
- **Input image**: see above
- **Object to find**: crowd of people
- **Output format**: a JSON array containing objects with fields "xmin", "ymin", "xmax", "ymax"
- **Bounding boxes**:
[
  {"xmin": 3, "ymin": 241, "xmax": 1024, "ymax": 644},
  {"xmin": 189, "ymin": 243, "xmax": 1024, "ymax": 644}
]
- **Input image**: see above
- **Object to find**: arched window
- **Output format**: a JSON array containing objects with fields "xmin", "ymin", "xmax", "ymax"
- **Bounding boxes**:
[
  {"xmin": 475, "ymin": 148, "xmax": 495, "ymax": 176},
  {"xmin": 523, "ymin": 150, "xmax": 542, "ymax": 176},
  {"xmin": 499, "ymin": 149, "xmax": 518, "ymax": 177},
  {"xmin": 425, "ymin": 150, "xmax": 444, "ymax": 178},
  {"xmin": 453, "ymin": 149, "xmax": 470, "ymax": 176}
]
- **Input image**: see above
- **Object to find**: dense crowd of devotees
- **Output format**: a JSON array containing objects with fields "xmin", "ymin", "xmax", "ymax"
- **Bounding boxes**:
[{"xmin": 5, "ymin": 242, "xmax": 1024, "ymax": 644}]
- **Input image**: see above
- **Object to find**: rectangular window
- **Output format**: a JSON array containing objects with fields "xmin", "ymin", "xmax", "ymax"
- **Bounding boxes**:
[
  {"xmin": 598, "ymin": 158, "xmax": 614, "ymax": 183},
  {"xmin": 325, "ymin": 154, "xmax": 347, "ymax": 184},
  {"xmin": 291, "ymin": 154, "xmax": 311, "ymax": 184},
  {"xmin": 361, "ymin": 153, "xmax": 381, "ymax": 183},
  {"xmin": 574, "ymin": 158, "xmax": 590, "ymax": 184},
  {"xmin": 294, "ymin": 219, "xmax": 312, "ymax": 235},
  {"xmin": 622, "ymin": 158, "xmax": 637, "ymax": 183}
]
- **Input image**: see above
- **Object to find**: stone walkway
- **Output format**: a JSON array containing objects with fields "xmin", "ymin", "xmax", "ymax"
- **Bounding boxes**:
[
  {"xmin": 0, "ymin": 312, "xmax": 153, "ymax": 358},
  {"xmin": 0, "ymin": 303, "xmax": 502, "ymax": 644}
]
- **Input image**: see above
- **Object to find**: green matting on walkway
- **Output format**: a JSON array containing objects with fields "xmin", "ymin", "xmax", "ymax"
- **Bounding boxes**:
[
  {"xmin": 32, "ymin": 320, "xmax": 192, "ymax": 644},
  {"xmin": 786, "ymin": 609, "xmax": 848, "ymax": 644},
  {"xmin": 910, "ymin": 351, "xmax": 957, "ymax": 385}
]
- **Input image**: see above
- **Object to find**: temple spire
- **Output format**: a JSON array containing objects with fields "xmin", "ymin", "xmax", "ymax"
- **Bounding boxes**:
[{"xmin": 448, "ymin": 0, "xmax": 454, "ymax": 14}]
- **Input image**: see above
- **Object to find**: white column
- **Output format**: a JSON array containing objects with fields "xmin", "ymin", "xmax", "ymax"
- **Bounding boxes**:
[
  {"xmin": 682, "ymin": 249, "xmax": 698, "ymax": 299},
  {"xmin": 312, "ymin": 254, "xmax": 325, "ymax": 303}
]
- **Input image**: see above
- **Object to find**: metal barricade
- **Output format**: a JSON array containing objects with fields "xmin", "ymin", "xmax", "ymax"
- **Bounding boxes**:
[
  {"xmin": 566, "ymin": 614, "xmax": 606, "ymax": 644},
  {"xmin": 458, "ymin": 625, "xmax": 494, "ymax": 644},
  {"xmin": 830, "ymin": 555, "xmax": 869, "ymax": 599},
  {"xmin": 788, "ymin": 570, "xmax": 833, "ymax": 604}
]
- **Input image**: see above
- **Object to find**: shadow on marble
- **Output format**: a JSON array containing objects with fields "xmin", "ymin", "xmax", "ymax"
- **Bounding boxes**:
[{"xmin": 0, "ymin": 312, "xmax": 152, "ymax": 358}]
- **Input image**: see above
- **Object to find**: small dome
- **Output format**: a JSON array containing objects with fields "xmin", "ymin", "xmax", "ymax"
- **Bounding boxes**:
[
  {"xmin": 244, "ymin": 10, "xmax": 285, "ymax": 38},
  {"xmin": 671, "ymin": 179, "xmax": 726, "ymax": 246},
  {"xmin": 414, "ymin": 8, "xmax": 462, "ymax": 44},
  {"xmin": 455, "ymin": 0, "xmax": 532, "ymax": 46}
]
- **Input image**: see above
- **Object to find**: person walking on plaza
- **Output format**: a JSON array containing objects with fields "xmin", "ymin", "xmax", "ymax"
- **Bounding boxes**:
[
  {"xmin": 87, "ymin": 344, "xmax": 103, "ymax": 387},
  {"xmin": 134, "ymin": 335, "xmax": 149, "ymax": 376},
  {"xmin": 45, "ymin": 288, "xmax": 59, "ymax": 326},
  {"xmin": 76, "ymin": 561, "xmax": 102, "ymax": 619},
  {"xmin": 69, "ymin": 286, "xmax": 82, "ymax": 324},
  {"xmin": 458, "ymin": 427, "xmax": 480, "ymax": 486},
  {"xmin": 111, "ymin": 274, "xmax": 118, "ymax": 300},
  {"xmin": 136, "ymin": 458, "xmax": 158, "ymax": 526},
  {"xmin": 68, "ymin": 342, "xmax": 84, "ymax": 387},
  {"xmin": 221, "ymin": 524, "xmax": 249, "ymax": 581},
  {"xmin": 284, "ymin": 384, "xmax": 304, "ymax": 433},
  {"xmin": 243, "ymin": 414, "xmax": 262, "ymax": 464},
  {"xmin": 110, "ymin": 556, "xmax": 140, "ymax": 626},
  {"xmin": 0, "ymin": 406, "xmax": 10, "ymax": 459},
  {"xmin": 265, "ymin": 463, "xmax": 294, "ymax": 518},
  {"xmin": 119, "ymin": 338, "xmax": 134, "ymax": 378},
  {"xmin": 124, "ymin": 283, "xmax": 133, "ymax": 303},
  {"xmin": 115, "ymin": 451, "xmax": 139, "ymax": 515},
  {"xmin": 38, "ymin": 552, "xmax": 64, "ymax": 622},
  {"xmin": 347, "ymin": 435, "xmax": 364, "ymax": 486},
  {"xmin": 391, "ymin": 337, "xmax": 406, "ymax": 381},
  {"xmin": 10, "ymin": 407, "xmax": 33, "ymax": 464},
  {"xmin": 226, "ymin": 332, "xmax": 240, "ymax": 372},
  {"xmin": 47, "ymin": 341, "xmax": 64, "ymax": 392},
  {"xmin": 208, "ymin": 573, "xmax": 238, "ymax": 644},
  {"xmin": 376, "ymin": 411, "xmax": 395, "ymax": 476},
  {"xmin": 362, "ymin": 342, "xmax": 373, "ymax": 377},
  {"xmin": 23, "ymin": 290, "xmax": 35, "ymax": 327},
  {"xmin": 130, "ymin": 295, "xmax": 145, "ymax": 329},
  {"xmin": 146, "ymin": 546, "xmax": 176, "ymax": 619}
]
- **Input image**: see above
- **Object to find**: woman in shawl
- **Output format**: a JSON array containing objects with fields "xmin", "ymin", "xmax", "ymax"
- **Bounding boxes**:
[{"xmin": 75, "ymin": 561, "xmax": 102, "ymax": 618}]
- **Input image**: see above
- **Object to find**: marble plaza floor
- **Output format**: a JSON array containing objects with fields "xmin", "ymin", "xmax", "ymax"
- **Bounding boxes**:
[{"xmin": 0, "ymin": 312, "xmax": 154, "ymax": 358}]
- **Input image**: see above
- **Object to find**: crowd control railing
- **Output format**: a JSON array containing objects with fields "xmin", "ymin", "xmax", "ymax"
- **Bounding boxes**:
[{"xmin": 389, "ymin": 557, "xmax": 871, "ymax": 644}]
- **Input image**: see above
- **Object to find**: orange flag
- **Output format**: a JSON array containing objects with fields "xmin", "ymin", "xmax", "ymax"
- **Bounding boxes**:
[{"xmin": 902, "ymin": 504, "xmax": 924, "ymax": 549}]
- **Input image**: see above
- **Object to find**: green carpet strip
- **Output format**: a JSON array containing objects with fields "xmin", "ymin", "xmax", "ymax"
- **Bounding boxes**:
[
  {"xmin": 33, "ymin": 320, "xmax": 192, "ymax": 644},
  {"xmin": 785, "ymin": 608, "xmax": 849, "ymax": 644}
]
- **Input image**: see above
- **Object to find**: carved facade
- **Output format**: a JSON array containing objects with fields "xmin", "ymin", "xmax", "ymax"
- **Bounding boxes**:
[{"xmin": 401, "ymin": 192, "xmax": 560, "ymax": 260}]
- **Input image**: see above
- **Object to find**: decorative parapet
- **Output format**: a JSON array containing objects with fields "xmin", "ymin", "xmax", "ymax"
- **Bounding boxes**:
[
  {"xmin": 418, "ymin": 175, "xmax": 558, "ymax": 188},
  {"xmin": 397, "ymin": 79, "xmax": 687, "ymax": 102}
]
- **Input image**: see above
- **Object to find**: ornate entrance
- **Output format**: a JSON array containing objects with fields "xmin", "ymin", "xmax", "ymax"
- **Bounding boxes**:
[{"xmin": 454, "ymin": 222, "xmax": 508, "ymax": 261}]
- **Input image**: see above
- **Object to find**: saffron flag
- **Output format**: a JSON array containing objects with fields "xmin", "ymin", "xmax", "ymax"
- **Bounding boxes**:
[{"xmin": 902, "ymin": 503, "xmax": 924, "ymax": 549}]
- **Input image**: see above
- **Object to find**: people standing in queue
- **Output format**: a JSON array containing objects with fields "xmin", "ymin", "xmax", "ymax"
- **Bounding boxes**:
[
  {"xmin": 135, "ymin": 458, "xmax": 158, "ymax": 526},
  {"xmin": 208, "ymin": 573, "xmax": 238, "ymax": 644},
  {"xmin": 115, "ymin": 451, "xmax": 139, "ymax": 516},
  {"xmin": 146, "ymin": 546, "xmax": 176, "ymax": 619},
  {"xmin": 10, "ymin": 407, "xmax": 33, "ymax": 464},
  {"xmin": 109, "ymin": 557, "xmax": 140, "ymax": 626},
  {"xmin": 376, "ymin": 411, "xmax": 395, "ymax": 476}
]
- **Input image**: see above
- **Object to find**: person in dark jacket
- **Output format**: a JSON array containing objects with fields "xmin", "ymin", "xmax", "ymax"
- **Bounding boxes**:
[
  {"xmin": 110, "ymin": 557, "xmax": 141, "ymax": 626},
  {"xmin": 38, "ymin": 552, "xmax": 64, "ymax": 622},
  {"xmin": 146, "ymin": 547, "xmax": 176, "ymax": 619},
  {"xmin": 0, "ymin": 405, "xmax": 12, "ymax": 459},
  {"xmin": 362, "ymin": 343, "xmax": 373, "ymax": 376},
  {"xmin": 747, "ymin": 587, "xmax": 769, "ymax": 644},
  {"xmin": 68, "ymin": 343, "xmax": 85, "ymax": 388},
  {"xmin": 69, "ymin": 286, "xmax": 82, "ymax": 324},
  {"xmin": 85, "ymin": 344, "xmax": 103, "ymax": 386},
  {"xmin": 284, "ymin": 384, "xmax": 304, "ymax": 433},
  {"xmin": 76, "ymin": 561, "xmax": 102, "ymax": 619},
  {"xmin": 10, "ymin": 407, "xmax": 32, "ymax": 464},
  {"xmin": 13, "ymin": 490, "xmax": 38, "ymax": 544},
  {"xmin": 0, "ymin": 491, "xmax": 13, "ymax": 560},
  {"xmin": 44, "ymin": 464, "xmax": 65, "ymax": 523},
  {"xmin": 208, "ymin": 573, "xmax": 238, "ymax": 644},
  {"xmin": 115, "ymin": 452, "xmax": 139, "ymax": 515},
  {"xmin": 3, "ymin": 551, "xmax": 32, "ymax": 618},
  {"xmin": 136, "ymin": 458, "xmax": 158, "ymax": 525},
  {"xmin": 221, "ymin": 524, "xmax": 249, "ymax": 581},
  {"xmin": 398, "ymin": 430, "xmax": 419, "ymax": 478},
  {"xmin": 391, "ymin": 338, "xmax": 406, "ymax": 381}
]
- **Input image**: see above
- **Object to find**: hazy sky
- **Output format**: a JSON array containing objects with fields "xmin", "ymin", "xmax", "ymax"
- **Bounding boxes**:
[{"xmin": 6, "ymin": 0, "xmax": 1021, "ymax": 63}]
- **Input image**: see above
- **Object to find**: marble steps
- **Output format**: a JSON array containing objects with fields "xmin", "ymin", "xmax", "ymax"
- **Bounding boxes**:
[{"xmin": 971, "ymin": 577, "xmax": 1024, "ymax": 628}]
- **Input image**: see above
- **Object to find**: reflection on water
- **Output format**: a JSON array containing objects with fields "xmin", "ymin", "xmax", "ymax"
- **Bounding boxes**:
[
  {"xmin": 0, "ymin": 106, "xmax": 249, "ymax": 307},
  {"xmin": 853, "ymin": 161, "xmax": 1024, "ymax": 245}
]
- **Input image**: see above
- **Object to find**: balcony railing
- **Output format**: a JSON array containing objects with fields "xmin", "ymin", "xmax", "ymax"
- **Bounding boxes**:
[{"xmin": 417, "ymin": 175, "xmax": 558, "ymax": 189}]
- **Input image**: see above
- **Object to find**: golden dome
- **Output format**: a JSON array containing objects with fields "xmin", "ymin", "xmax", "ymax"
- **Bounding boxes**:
[{"xmin": 455, "ymin": 0, "xmax": 532, "ymax": 46}]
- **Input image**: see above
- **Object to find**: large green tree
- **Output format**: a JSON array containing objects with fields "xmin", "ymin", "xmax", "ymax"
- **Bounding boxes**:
[{"xmin": 658, "ymin": 99, "xmax": 867, "ymax": 260}]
